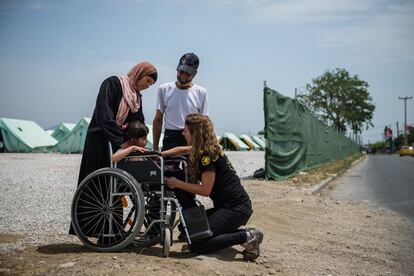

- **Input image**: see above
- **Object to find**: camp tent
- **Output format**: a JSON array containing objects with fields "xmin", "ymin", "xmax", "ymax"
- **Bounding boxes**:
[
  {"xmin": 219, "ymin": 133, "xmax": 249, "ymax": 151},
  {"xmin": 56, "ymin": 117, "xmax": 90, "ymax": 153},
  {"xmin": 51, "ymin": 123, "xmax": 76, "ymax": 141},
  {"xmin": 146, "ymin": 124, "xmax": 164, "ymax": 150},
  {"xmin": 240, "ymin": 134, "xmax": 261, "ymax": 151},
  {"xmin": 251, "ymin": 135, "xmax": 266, "ymax": 150},
  {"xmin": 0, "ymin": 117, "xmax": 57, "ymax": 152}
]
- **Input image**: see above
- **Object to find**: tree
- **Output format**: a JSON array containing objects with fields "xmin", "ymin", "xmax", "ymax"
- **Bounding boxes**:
[{"xmin": 297, "ymin": 68, "xmax": 375, "ymax": 135}]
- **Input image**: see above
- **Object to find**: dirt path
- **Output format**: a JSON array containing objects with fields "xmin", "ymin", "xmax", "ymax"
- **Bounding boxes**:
[{"xmin": 1, "ymin": 176, "xmax": 414, "ymax": 275}]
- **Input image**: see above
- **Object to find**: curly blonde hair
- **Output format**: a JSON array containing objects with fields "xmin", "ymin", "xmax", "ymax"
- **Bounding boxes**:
[{"xmin": 185, "ymin": 114, "xmax": 222, "ymax": 183}]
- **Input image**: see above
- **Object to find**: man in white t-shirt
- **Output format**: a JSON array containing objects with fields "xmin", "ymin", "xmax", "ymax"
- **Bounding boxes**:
[
  {"xmin": 152, "ymin": 53, "xmax": 208, "ymax": 151},
  {"xmin": 152, "ymin": 53, "xmax": 208, "ymax": 240}
]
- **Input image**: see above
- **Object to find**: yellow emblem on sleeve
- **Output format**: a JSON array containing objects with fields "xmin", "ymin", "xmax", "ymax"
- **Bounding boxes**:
[{"xmin": 201, "ymin": 156, "xmax": 211, "ymax": 166}]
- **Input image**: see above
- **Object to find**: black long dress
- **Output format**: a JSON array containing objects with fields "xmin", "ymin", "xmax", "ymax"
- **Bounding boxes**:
[
  {"xmin": 69, "ymin": 76, "xmax": 145, "ymax": 235},
  {"xmin": 78, "ymin": 76, "xmax": 145, "ymax": 183}
]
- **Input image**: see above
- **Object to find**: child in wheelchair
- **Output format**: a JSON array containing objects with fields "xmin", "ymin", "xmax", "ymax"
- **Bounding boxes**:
[{"xmin": 112, "ymin": 121, "xmax": 149, "ymax": 163}]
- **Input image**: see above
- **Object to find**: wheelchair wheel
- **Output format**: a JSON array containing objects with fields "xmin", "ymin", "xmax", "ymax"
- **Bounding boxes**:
[
  {"xmin": 71, "ymin": 168, "xmax": 145, "ymax": 252},
  {"xmin": 162, "ymin": 227, "xmax": 171, "ymax": 257}
]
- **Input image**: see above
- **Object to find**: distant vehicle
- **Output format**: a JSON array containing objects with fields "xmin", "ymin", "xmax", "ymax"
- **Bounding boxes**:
[{"xmin": 399, "ymin": 146, "xmax": 414, "ymax": 157}]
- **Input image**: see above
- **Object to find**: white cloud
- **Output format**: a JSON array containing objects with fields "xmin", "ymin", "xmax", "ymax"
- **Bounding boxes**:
[
  {"xmin": 315, "ymin": 2, "xmax": 414, "ymax": 62},
  {"xmin": 241, "ymin": 0, "xmax": 373, "ymax": 25},
  {"xmin": 223, "ymin": 0, "xmax": 414, "ymax": 63}
]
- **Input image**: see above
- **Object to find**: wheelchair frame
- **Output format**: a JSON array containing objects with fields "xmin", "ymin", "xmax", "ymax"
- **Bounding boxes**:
[{"xmin": 70, "ymin": 144, "xmax": 192, "ymax": 257}]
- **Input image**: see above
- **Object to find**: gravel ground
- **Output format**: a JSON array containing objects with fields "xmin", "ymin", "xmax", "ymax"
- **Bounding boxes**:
[{"xmin": 0, "ymin": 152, "xmax": 264, "ymax": 239}]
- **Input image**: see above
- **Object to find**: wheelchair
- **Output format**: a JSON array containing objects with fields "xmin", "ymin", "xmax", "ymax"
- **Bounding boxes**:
[{"xmin": 70, "ymin": 147, "xmax": 195, "ymax": 257}]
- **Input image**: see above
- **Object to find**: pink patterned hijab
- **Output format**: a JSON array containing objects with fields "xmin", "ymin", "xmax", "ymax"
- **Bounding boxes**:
[{"xmin": 116, "ymin": 62, "xmax": 157, "ymax": 125}]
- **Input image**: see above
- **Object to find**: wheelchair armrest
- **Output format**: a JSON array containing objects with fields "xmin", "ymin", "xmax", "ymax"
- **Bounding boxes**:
[
  {"xmin": 164, "ymin": 156, "xmax": 187, "ymax": 162},
  {"xmin": 128, "ymin": 151, "xmax": 162, "ymax": 157}
]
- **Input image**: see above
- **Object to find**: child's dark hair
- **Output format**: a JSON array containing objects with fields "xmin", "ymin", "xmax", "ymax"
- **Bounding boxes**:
[{"xmin": 123, "ymin": 121, "xmax": 149, "ymax": 141}]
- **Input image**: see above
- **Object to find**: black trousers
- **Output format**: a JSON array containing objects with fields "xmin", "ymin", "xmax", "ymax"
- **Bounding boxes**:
[
  {"xmin": 190, "ymin": 200, "xmax": 253, "ymax": 254},
  {"xmin": 162, "ymin": 129, "xmax": 197, "ymax": 209}
]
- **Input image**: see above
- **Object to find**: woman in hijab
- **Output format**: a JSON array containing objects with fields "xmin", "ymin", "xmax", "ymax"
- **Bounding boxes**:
[{"xmin": 69, "ymin": 61, "xmax": 157, "ymax": 235}]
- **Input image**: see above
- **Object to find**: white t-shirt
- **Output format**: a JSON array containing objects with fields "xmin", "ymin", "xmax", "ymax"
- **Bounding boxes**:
[{"xmin": 156, "ymin": 82, "xmax": 209, "ymax": 130}]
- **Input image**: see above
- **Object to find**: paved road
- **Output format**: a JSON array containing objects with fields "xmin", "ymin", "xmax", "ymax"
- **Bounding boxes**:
[{"xmin": 333, "ymin": 154, "xmax": 414, "ymax": 221}]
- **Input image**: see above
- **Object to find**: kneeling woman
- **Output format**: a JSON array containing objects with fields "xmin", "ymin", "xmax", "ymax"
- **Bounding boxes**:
[{"xmin": 163, "ymin": 114, "xmax": 263, "ymax": 261}]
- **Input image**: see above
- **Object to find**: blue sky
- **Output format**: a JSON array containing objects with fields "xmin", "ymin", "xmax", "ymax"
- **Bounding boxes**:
[{"xmin": 0, "ymin": 0, "xmax": 413, "ymax": 143}]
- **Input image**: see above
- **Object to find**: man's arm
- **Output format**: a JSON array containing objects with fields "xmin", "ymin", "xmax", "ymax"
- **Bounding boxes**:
[{"xmin": 152, "ymin": 110, "xmax": 164, "ymax": 151}]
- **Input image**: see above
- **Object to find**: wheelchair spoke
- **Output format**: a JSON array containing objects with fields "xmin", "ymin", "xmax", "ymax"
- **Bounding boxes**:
[
  {"xmin": 79, "ymin": 216, "xmax": 103, "ymax": 236},
  {"xmin": 89, "ymin": 212, "xmax": 105, "ymax": 237},
  {"xmin": 97, "ymin": 175, "xmax": 110, "ymax": 206},
  {"xmin": 77, "ymin": 209, "xmax": 101, "ymax": 216},
  {"xmin": 76, "ymin": 205, "xmax": 103, "ymax": 210},
  {"xmin": 79, "ymin": 189, "xmax": 104, "ymax": 208},
  {"xmin": 78, "ymin": 197, "xmax": 103, "ymax": 210},
  {"xmin": 93, "ymin": 177, "xmax": 106, "ymax": 205},
  {"xmin": 78, "ymin": 210, "xmax": 103, "ymax": 224},
  {"xmin": 110, "ymin": 213, "xmax": 126, "ymax": 239},
  {"xmin": 85, "ymin": 180, "xmax": 105, "ymax": 206}
]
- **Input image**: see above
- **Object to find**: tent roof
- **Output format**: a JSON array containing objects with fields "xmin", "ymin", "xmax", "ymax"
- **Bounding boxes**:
[
  {"xmin": 61, "ymin": 123, "xmax": 76, "ymax": 131},
  {"xmin": 0, "ymin": 117, "xmax": 57, "ymax": 148},
  {"xmin": 51, "ymin": 122, "xmax": 76, "ymax": 137},
  {"xmin": 222, "ymin": 132, "xmax": 249, "ymax": 150},
  {"xmin": 240, "ymin": 134, "xmax": 260, "ymax": 149},
  {"xmin": 57, "ymin": 117, "xmax": 91, "ymax": 142},
  {"xmin": 251, "ymin": 135, "xmax": 265, "ymax": 148},
  {"xmin": 72, "ymin": 117, "xmax": 91, "ymax": 131}
]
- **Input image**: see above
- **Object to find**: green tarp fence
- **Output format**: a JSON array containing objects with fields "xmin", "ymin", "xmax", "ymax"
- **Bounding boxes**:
[{"xmin": 264, "ymin": 87, "xmax": 360, "ymax": 180}]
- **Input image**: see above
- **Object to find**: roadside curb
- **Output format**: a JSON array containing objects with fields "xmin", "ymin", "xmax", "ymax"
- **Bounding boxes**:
[{"xmin": 308, "ymin": 154, "xmax": 366, "ymax": 194}]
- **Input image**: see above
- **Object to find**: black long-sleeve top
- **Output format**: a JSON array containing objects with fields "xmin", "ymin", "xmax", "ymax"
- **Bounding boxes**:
[{"xmin": 89, "ymin": 76, "xmax": 145, "ymax": 150}]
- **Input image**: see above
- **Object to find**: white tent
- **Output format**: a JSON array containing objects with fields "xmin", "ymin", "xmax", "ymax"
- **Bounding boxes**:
[
  {"xmin": 219, "ymin": 133, "xmax": 249, "ymax": 151},
  {"xmin": 240, "ymin": 134, "xmax": 261, "ymax": 151}
]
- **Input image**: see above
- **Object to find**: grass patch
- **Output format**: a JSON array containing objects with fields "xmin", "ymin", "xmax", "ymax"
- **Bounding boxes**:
[{"xmin": 289, "ymin": 153, "xmax": 364, "ymax": 186}]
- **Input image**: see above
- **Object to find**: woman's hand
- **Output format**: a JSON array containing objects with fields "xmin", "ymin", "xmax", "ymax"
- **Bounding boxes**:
[{"xmin": 165, "ymin": 177, "xmax": 180, "ymax": 189}]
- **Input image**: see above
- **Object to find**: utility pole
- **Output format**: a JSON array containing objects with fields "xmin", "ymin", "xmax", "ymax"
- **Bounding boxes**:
[
  {"xmin": 398, "ymin": 96, "xmax": 413, "ymax": 145},
  {"xmin": 396, "ymin": 121, "xmax": 399, "ymax": 137}
]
